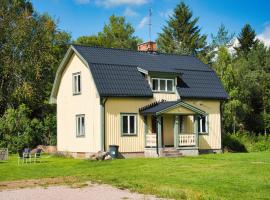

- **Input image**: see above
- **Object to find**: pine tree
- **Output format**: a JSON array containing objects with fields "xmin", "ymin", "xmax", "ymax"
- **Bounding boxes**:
[
  {"xmin": 157, "ymin": 2, "xmax": 207, "ymax": 55},
  {"xmin": 211, "ymin": 24, "xmax": 235, "ymax": 48},
  {"xmin": 234, "ymin": 24, "xmax": 257, "ymax": 56}
]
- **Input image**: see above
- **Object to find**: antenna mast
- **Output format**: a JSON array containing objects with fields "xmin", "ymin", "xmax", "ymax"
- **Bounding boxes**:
[{"xmin": 148, "ymin": 8, "xmax": 152, "ymax": 42}]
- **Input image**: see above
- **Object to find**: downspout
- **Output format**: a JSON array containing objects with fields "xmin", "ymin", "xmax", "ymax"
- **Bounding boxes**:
[
  {"xmin": 220, "ymin": 101, "xmax": 224, "ymax": 151},
  {"xmin": 155, "ymin": 115, "xmax": 159, "ymax": 157},
  {"xmin": 100, "ymin": 97, "xmax": 107, "ymax": 152}
]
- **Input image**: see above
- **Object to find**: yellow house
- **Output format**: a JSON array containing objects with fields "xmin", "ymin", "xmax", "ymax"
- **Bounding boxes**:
[{"xmin": 50, "ymin": 42, "xmax": 228, "ymax": 158}]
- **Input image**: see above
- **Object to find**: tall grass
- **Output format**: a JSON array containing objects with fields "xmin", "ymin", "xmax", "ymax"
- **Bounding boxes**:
[{"xmin": 223, "ymin": 132, "xmax": 270, "ymax": 152}]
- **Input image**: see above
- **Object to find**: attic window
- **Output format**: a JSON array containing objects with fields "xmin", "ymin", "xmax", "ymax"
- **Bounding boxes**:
[
  {"xmin": 73, "ymin": 72, "xmax": 81, "ymax": 95},
  {"xmin": 151, "ymin": 78, "xmax": 174, "ymax": 92}
]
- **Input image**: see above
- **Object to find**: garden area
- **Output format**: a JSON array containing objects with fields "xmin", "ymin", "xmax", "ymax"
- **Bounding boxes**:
[{"xmin": 0, "ymin": 152, "xmax": 270, "ymax": 200}]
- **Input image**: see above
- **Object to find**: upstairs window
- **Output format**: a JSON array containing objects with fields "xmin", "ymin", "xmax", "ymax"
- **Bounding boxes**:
[
  {"xmin": 76, "ymin": 114, "xmax": 85, "ymax": 137},
  {"xmin": 73, "ymin": 72, "xmax": 81, "ymax": 95},
  {"xmin": 121, "ymin": 114, "xmax": 137, "ymax": 136},
  {"xmin": 151, "ymin": 78, "xmax": 174, "ymax": 92},
  {"xmin": 198, "ymin": 115, "xmax": 208, "ymax": 134}
]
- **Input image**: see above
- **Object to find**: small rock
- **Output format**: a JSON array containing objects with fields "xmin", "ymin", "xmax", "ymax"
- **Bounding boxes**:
[{"xmin": 104, "ymin": 155, "xmax": 112, "ymax": 160}]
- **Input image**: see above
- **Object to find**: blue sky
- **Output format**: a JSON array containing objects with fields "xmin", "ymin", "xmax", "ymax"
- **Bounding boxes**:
[{"xmin": 32, "ymin": 0, "xmax": 270, "ymax": 45}]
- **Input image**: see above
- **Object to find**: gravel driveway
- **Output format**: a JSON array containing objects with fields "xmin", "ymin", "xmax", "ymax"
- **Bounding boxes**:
[{"xmin": 0, "ymin": 183, "xmax": 165, "ymax": 200}]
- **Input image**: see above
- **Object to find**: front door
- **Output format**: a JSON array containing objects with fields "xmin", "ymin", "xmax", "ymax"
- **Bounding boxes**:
[{"xmin": 163, "ymin": 115, "xmax": 174, "ymax": 147}]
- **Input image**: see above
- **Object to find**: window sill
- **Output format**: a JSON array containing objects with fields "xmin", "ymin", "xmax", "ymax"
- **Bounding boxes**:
[
  {"xmin": 121, "ymin": 134, "xmax": 138, "ymax": 137},
  {"xmin": 198, "ymin": 132, "xmax": 209, "ymax": 135},
  {"xmin": 73, "ymin": 92, "xmax": 81, "ymax": 96},
  {"xmin": 76, "ymin": 135, "xmax": 85, "ymax": 138},
  {"xmin": 152, "ymin": 91, "xmax": 175, "ymax": 94}
]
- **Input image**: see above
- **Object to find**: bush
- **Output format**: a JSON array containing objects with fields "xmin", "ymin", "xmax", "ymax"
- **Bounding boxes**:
[
  {"xmin": 223, "ymin": 132, "xmax": 270, "ymax": 152},
  {"xmin": 0, "ymin": 104, "xmax": 56, "ymax": 153}
]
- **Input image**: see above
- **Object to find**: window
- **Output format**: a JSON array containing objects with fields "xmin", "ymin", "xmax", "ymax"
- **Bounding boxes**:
[
  {"xmin": 121, "ymin": 114, "xmax": 137, "ymax": 135},
  {"xmin": 76, "ymin": 114, "xmax": 85, "ymax": 137},
  {"xmin": 151, "ymin": 78, "xmax": 174, "ymax": 92},
  {"xmin": 198, "ymin": 115, "xmax": 208, "ymax": 134},
  {"xmin": 73, "ymin": 72, "xmax": 81, "ymax": 94}
]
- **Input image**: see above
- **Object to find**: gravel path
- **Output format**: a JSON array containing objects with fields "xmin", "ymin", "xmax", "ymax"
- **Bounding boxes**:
[{"xmin": 0, "ymin": 183, "xmax": 165, "ymax": 200}]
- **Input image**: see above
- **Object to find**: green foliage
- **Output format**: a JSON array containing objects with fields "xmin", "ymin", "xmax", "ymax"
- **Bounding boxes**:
[
  {"xmin": 0, "ymin": 105, "xmax": 56, "ymax": 152},
  {"xmin": 234, "ymin": 24, "xmax": 257, "ymax": 56},
  {"xmin": 75, "ymin": 15, "xmax": 142, "ymax": 50},
  {"xmin": 0, "ymin": 0, "xmax": 71, "ymax": 116},
  {"xmin": 157, "ymin": 2, "xmax": 207, "ymax": 55},
  {"xmin": 223, "ymin": 132, "xmax": 270, "ymax": 152},
  {"xmin": 211, "ymin": 24, "xmax": 235, "ymax": 48}
]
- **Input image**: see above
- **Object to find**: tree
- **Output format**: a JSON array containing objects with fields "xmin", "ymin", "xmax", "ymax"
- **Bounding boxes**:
[
  {"xmin": 157, "ymin": 2, "xmax": 207, "ymax": 55},
  {"xmin": 234, "ymin": 24, "xmax": 257, "ymax": 56},
  {"xmin": 211, "ymin": 24, "xmax": 235, "ymax": 48},
  {"xmin": 0, "ymin": 0, "xmax": 71, "ymax": 116},
  {"xmin": 75, "ymin": 15, "xmax": 142, "ymax": 50}
]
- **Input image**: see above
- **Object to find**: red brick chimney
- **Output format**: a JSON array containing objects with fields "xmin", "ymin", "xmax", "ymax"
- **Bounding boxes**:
[{"xmin": 137, "ymin": 41, "xmax": 157, "ymax": 52}]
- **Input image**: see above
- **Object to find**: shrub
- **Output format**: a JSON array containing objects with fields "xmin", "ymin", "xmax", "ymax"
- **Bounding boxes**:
[
  {"xmin": 223, "ymin": 132, "xmax": 270, "ymax": 152},
  {"xmin": 0, "ymin": 104, "xmax": 56, "ymax": 153}
]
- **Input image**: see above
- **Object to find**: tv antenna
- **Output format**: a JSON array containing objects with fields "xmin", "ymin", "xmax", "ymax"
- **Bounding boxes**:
[{"xmin": 148, "ymin": 8, "xmax": 152, "ymax": 42}]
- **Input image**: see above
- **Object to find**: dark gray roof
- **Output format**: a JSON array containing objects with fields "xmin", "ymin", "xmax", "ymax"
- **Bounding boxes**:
[
  {"xmin": 140, "ymin": 101, "xmax": 180, "ymax": 115},
  {"xmin": 72, "ymin": 44, "xmax": 228, "ymax": 99},
  {"xmin": 90, "ymin": 63, "xmax": 152, "ymax": 97}
]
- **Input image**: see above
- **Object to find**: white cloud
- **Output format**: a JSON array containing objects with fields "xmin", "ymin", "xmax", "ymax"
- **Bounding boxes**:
[
  {"xmin": 124, "ymin": 7, "xmax": 138, "ymax": 17},
  {"xmin": 159, "ymin": 9, "xmax": 173, "ymax": 18},
  {"xmin": 96, "ymin": 0, "xmax": 149, "ymax": 8},
  {"xmin": 256, "ymin": 26, "xmax": 270, "ymax": 47},
  {"xmin": 138, "ymin": 16, "xmax": 149, "ymax": 29},
  {"xmin": 74, "ymin": 0, "xmax": 91, "ymax": 4}
]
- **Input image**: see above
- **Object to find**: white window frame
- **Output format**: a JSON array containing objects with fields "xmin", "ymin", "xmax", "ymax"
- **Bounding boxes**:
[
  {"xmin": 76, "ymin": 114, "xmax": 85, "ymax": 137},
  {"xmin": 151, "ymin": 78, "xmax": 174, "ymax": 92},
  {"xmin": 121, "ymin": 114, "xmax": 137, "ymax": 136},
  {"xmin": 73, "ymin": 72, "xmax": 81, "ymax": 95},
  {"xmin": 198, "ymin": 115, "xmax": 208, "ymax": 134}
]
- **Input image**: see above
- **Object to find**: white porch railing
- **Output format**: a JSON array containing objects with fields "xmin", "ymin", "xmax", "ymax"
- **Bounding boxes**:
[
  {"xmin": 146, "ymin": 134, "xmax": 156, "ymax": 147},
  {"xmin": 179, "ymin": 134, "xmax": 196, "ymax": 146}
]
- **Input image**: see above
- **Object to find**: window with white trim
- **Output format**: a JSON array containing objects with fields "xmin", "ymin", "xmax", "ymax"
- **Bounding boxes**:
[
  {"xmin": 73, "ymin": 72, "xmax": 81, "ymax": 94},
  {"xmin": 151, "ymin": 78, "xmax": 174, "ymax": 92},
  {"xmin": 198, "ymin": 115, "xmax": 208, "ymax": 134},
  {"xmin": 121, "ymin": 114, "xmax": 137, "ymax": 135},
  {"xmin": 76, "ymin": 114, "xmax": 85, "ymax": 137}
]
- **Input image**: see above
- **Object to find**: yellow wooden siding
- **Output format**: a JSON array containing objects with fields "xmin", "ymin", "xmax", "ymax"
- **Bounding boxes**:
[
  {"xmin": 57, "ymin": 53, "xmax": 101, "ymax": 153},
  {"xmin": 153, "ymin": 93, "xmax": 178, "ymax": 101},
  {"xmin": 165, "ymin": 106, "xmax": 196, "ymax": 115},
  {"xmin": 106, "ymin": 98, "xmax": 221, "ymax": 152},
  {"xmin": 185, "ymin": 100, "xmax": 221, "ymax": 149},
  {"xmin": 105, "ymin": 98, "xmax": 153, "ymax": 152}
]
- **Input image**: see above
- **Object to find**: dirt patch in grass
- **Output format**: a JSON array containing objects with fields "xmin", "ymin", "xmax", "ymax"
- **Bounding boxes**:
[{"xmin": 0, "ymin": 176, "xmax": 88, "ymax": 191}]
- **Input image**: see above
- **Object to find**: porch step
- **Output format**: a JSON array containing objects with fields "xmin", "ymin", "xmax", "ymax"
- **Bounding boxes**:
[{"xmin": 162, "ymin": 148, "xmax": 183, "ymax": 157}]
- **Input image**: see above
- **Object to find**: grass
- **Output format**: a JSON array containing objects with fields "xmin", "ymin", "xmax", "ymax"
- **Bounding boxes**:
[{"xmin": 0, "ymin": 152, "xmax": 270, "ymax": 199}]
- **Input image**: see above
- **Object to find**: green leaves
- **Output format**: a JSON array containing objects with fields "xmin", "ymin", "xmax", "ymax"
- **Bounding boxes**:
[
  {"xmin": 75, "ymin": 15, "xmax": 142, "ymax": 50},
  {"xmin": 234, "ymin": 24, "xmax": 258, "ymax": 56},
  {"xmin": 157, "ymin": 2, "xmax": 207, "ymax": 55}
]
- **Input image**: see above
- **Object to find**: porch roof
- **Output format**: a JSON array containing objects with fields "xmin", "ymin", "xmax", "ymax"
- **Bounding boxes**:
[{"xmin": 139, "ymin": 100, "xmax": 207, "ymax": 116}]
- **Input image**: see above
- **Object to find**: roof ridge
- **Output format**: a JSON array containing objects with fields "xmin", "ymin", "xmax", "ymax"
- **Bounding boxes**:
[
  {"xmin": 72, "ymin": 44, "xmax": 194, "ymax": 57},
  {"xmin": 89, "ymin": 62, "xmax": 138, "ymax": 68}
]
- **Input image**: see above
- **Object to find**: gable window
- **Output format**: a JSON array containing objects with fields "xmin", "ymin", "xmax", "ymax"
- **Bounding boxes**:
[
  {"xmin": 76, "ymin": 114, "xmax": 85, "ymax": 137},
  {"xmin": 73, "ymin": 72, "xmax": 81, "ymax": 95},
  {"xmin": 151, "ymin": 78, "xmax": 174, "ymax": 92},
  {"xmin": 121, "ymin": 114, "xmax": 137, "ymax": 136},
  {"xmin": 198, "ymin": 115, "xmax": 208, "ymax": 134}
]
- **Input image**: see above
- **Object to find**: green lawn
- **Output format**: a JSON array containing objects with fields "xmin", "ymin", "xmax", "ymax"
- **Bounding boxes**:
[{"xmin": 0, "ymin": 152, "xmax": 270, "ymax": 200}]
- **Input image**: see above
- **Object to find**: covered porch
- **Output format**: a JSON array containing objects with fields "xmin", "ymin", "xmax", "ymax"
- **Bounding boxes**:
[{"xmin": 139, "ymin": 100, "xmax": 207, "ymax": 157}]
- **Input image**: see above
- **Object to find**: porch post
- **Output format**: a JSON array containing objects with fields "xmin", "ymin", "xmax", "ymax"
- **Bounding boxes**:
[
  {"xmin": 174, "ymin": 115, "xmax": 179, "ymax": 148},
  {"xmin": 144, "ymin": 116, "xmax": 148, "ymax": 148},
  {"xmin": 193, "ymin": 115, "xmax": 199, "ymax": 147},
  {"xmin": 157, "ymin": 115, "xmax": 162, "ymax": 149}
]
